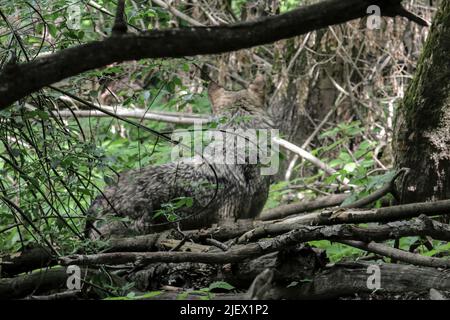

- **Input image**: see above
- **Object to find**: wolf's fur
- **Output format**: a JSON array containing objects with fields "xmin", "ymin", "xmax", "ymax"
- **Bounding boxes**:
[{"xmin": 86, "ymin": 76, "xmax": 274, "ymax": 239}]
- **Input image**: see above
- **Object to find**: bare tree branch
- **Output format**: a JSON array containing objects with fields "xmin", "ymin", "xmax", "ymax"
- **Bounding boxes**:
[
  {"xmin": 112, "ymin": 0, "xmax": 128, "ymax": 35},
  {"xmin": 0, "ymin": 0, "xmax": 427, "ymax": 108},
  {"xmin": 54, "ymin": 108, "xmax": 210, "ymax": 125},
  {"xmin": 340, "ymin": 239, "xmax": 450, "ymax": 268},
  {"xmin": 259, "ymin": 194, "xmax": 349, "ymax": 221}
]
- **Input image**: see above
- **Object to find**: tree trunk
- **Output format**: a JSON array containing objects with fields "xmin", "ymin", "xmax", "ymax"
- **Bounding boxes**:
[{"xmin": 394, "ymin": 1, "xmax": 450, "ymax": 203}]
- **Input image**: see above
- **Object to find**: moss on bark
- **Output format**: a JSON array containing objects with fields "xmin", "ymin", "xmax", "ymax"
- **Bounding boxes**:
[{"xmin": 394, "ymin": 1, "xmax": 450, "ymax": 203}]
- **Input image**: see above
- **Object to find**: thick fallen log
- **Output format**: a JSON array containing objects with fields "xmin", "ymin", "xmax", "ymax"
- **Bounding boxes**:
[
  {"xmin": 109, "ymin": 262, "xmax": 450, "ymax": 300},
  {"xmin": 119, "ymin": 261, "xmax": 450, "ymax": 300},
  {"xmin": 265, "ymin": 262, "xmax": 450, "ymax": 299},
  {"xmin": 0, "ymin": 267, "xmax": 129, "ymax": 299},
  {"xmin": 0, "ymin": 246, "xmax": 56, "ymax": 277},
  {"xmin": 4, "ymin": 254, "xmax": 450, "ymax": 300},
  {"xmin": 0, "ymin": 268, "xmax": 87, "ymax": 299}
]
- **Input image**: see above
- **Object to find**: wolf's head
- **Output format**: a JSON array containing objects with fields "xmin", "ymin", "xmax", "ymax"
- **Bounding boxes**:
[
  {"xmin": 208, "ymin": 74, "xmax": 266, "ymax": 114},
  {"xmin": 207, "ymin": 74, "xmax": 272, "ymax": 131}
]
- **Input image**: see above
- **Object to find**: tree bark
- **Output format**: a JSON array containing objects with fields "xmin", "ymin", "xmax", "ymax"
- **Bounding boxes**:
[
  {"xmin": 394, "ymin": 1, "xmax": 450, "ymax": 203},
  {"xmin": 267, "ymin": 261, "xmax": 450, "ymax": 299}
]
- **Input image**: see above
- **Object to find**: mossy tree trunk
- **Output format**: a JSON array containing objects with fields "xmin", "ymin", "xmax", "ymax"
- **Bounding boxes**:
[{"xmin": 394, "ymin": 1, "xmax": 450, "ymax": 203}]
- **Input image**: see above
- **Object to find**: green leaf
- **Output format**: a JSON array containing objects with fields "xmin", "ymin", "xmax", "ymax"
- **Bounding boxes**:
[
  {"xmin": 135, "ymin": 291, "xmax": 162, "ymax": 299},
  {"xmin": 343, "ymin": 162, "xmax": 357, "ymax": 173},
  {"xmin": 338, "ymin": 152, "xmax": 352, "ymax": 163},
  {"xmin": 208, "ymin": 281, "xmax": 235, "ymax": 291},
  {"xmin": 48, "ymin": 24, "xmax": 58, "ymax": 37}
]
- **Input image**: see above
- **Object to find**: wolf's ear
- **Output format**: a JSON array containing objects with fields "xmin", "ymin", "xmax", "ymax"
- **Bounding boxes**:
[
  {"xmin": 208, "ymin": 81, "xmax": 229, "ymax": 114},
  {"xmin": 247, "ymin": 74, "xmax": 266, "ymax": 108}
]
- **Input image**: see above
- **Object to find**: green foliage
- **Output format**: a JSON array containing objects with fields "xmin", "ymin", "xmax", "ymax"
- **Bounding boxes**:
[
  {"xmin": 296, "ymin": 121, "xmax": 380, "ymax": 193},
  {"xmin": 423, "ymin": 242, "xmax": 450, "ymax": 257},
  {"xmin": 340, "ymin": 170, "xmax": 396, "ymax": 207},
  {"xmin": 309, "ymin": 241, "xmax": 366, "ymax": 263},
  {"xmin": 279, "ymin": 0, "xmax": 305, "ymax": 12},
  {"xmin": 208, "ymin": 281, "xmax": 235, "ymax": 291},
  {"xmin": 265, "ymin": 180, "xmax": 291, "ymax": 209},
  {"xmin": 309, "ymin": 236, "xmax": 450, "ymax": 264},
  {"xmin": 231, "ymin": 0, "xmax": 304, "ymax": 15},
  {"xmin": 271, "ymin": 120, "xmax": 399, "ymax": 261},
  {"xmin": 0, "ymin": 0, "xmax": 208, "ymax": 254},
  {"xmin": 153, "ymin": 196, "xmax": 194, "ymax": 222}
]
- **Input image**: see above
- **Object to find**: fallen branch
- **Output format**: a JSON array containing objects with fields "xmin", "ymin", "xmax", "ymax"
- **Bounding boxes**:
[
  {"xmin": 0, "ymin": 221, "xmax": 258, "ymax": 276},
  {"xmin": 238, "ymin": 215, "xmax": 450, "ymax": 243},
  {"xmin": 108, "ymin": 219, "xmax": 258, "ymax": 251},
  {"xmin": 59, "ymin": 229, "xmax": 332, "ymax": 266},
  {"xmin": 151, "ymin": 0, "xmax": 204, "ymax": 27},
  {"xmin": 340, "ymin": 240, "xmax": 450, "ymax": 268},
  {"xmin": 341, "ymin": 168, "xmax": 408, "ymax": 208},
  {"xmin": 280, "ymin": 198, "xmax": 450, "ymax": 226},
  {"xmin": 241, "ymin": 199, "xmax": 450, "ymax": 242},
  {"xmin": 5, "ymin": 198, "xmax": 450, "ymax": 276},
  {"xmin": 59, "ymin": 213, "xmax": 450, "ymax": 267},
  {"xmin": 284, "ymin": 105, "xmax": 336, "ymax": 181},
  {"xmin": 261, "ymin": 168, "xmax": 407, "ymax": 221},
  {"xmin": 259, "ymin": 194, "xmax": 349, "ymax": 221},
  {"xmin": 59, "ymin": 243, "xmax": 270, "ymax": 266}
]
